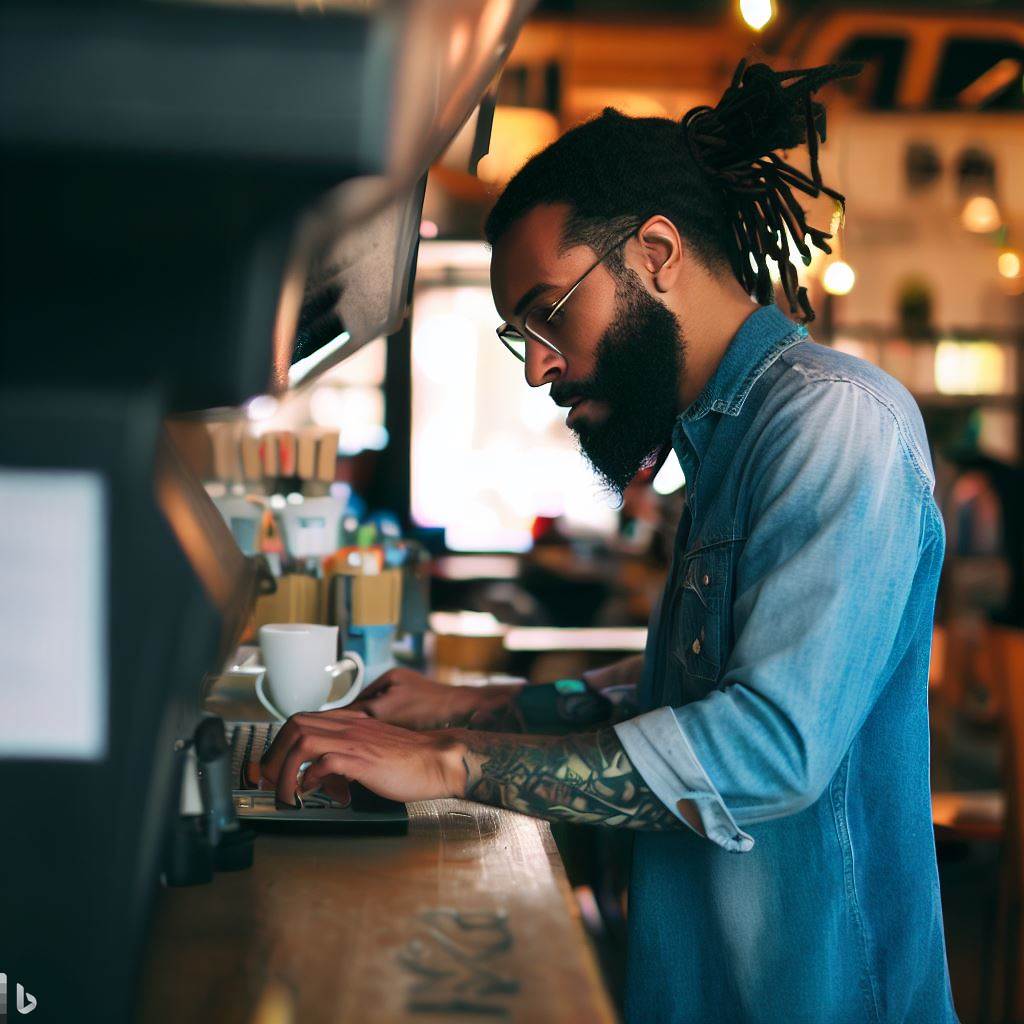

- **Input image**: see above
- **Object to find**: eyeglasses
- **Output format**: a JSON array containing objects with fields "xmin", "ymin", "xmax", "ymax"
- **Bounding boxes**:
[{"xmin": 496, "ymin": 227, "xmax": 637, "ymax": 363}]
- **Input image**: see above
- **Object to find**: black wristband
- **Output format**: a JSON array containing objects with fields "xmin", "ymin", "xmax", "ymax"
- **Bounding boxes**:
[{"xmin": 514, "ymin": 679, "xmax": 613, "ymax": 734}]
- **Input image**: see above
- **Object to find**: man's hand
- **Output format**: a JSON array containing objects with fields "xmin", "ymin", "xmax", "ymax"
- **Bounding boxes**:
[
  {"xmin": 258, "ymin": 710, "xmax": 685, "ymax": 832},
  {"xmin": 352, "ymin": 668, "xmax": 523, "ymax": 731},
  {"xmin": 259, "ymin": 709, "xmax": 468, "ymax": 808},
  {"xmin": 581, "ymin": 654, "xmax": 644, "ymax": 691}
]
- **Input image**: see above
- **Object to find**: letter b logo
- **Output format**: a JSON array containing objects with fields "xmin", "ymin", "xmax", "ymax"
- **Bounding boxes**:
[
  {"xmin": 0, "ymin": 974, "xmax": 38, "ymax": 1016},
  {"xmin": 16, "ymin": 983, "xmax": 36, "ymax": 1015}
]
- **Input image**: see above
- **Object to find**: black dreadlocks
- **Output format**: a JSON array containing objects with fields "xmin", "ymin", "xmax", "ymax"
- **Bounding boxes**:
[{"xmin": 485, "ymin": 59, "xmax": 861, "ymax": 323}]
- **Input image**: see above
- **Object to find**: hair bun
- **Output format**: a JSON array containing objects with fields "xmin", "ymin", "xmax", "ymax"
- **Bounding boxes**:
[{"xmin": 680, "ymin": 59, "xmax": 861, "ymax": 322}]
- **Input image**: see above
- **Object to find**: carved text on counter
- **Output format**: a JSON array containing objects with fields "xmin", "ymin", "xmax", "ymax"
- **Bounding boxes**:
[{"xmin": 398, "ymin": 909, "xmax": 518, "ymax": 1015}]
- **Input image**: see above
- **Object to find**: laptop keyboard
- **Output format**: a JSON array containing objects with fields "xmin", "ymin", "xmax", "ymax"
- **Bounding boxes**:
[
  {"xmin": 224, "ymin": 720, "xmax": 408, "ymax": 826},
  {"xmin": 227, "ymin": 721, "xmax": 354, "ymax": 810},
  {"xmin": 228, "ymin": 721, "xmax": 279, "ymax": 791}
]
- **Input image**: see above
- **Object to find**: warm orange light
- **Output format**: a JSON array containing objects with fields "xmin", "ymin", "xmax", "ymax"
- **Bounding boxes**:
[
  {"xmin": 934, "ymin": 341, "xmax": 1005, "ymax": 396},
  {"xmin": 998, "ymin": 250, "xmax": 1021, "ymax": 279},
  {"xmin": 961, "ymin": 195, "xmax": 1002, "ymax": 233},
  {"xmin": 823, "ymin": 261, "xmax": 856, "ymax": 296},
  {"xmin": 476, "ymin": 107, "xmax": 560, "ymax": 186},
  {"xmin": 739, "ymin": 0, "xmax": 773, "ymax": 30}
]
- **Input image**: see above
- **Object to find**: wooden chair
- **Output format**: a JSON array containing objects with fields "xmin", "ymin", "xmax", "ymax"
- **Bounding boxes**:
[
  {"xmin": 930, "ymin": 621, "xmax": 1016, "ymax": 1023},
  {"xmin": 932, "ymin": 789, "xmax": 1005, "ymax": 843},
  {"xmin": 989, "ymin": 625, "xmax": 1024, "ymax": 1024},
  {"xmin": 931, "ymin": 620, "xmax": 1005, "ymax": 837}
]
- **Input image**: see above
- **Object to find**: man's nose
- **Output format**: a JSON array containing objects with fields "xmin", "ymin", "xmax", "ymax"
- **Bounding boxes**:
[{"xmin": 524, "ymin": 338, "xmax": 565, "ymax": 388}]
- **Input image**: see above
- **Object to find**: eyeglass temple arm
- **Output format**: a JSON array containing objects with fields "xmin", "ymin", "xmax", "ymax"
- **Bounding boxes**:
[{"xmin": 542, "ymin": 226, "xmax": 638, "ymax": 324}]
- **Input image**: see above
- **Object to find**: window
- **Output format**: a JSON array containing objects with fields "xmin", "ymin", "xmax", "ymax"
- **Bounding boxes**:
[
  {"xmin": 835, "ymin": 35, "xmax": 909, "ymax": 110},
  {"xmin": 934, "ymin": 38, "xmax": 1024, "ymax": 111},
  {"xmin": 310, "ymin": 337, "xmax": 389, "ymax": 456},
  {"xmin": 410, "ymin": 246, "xmax": 619, "ymax": 552}
]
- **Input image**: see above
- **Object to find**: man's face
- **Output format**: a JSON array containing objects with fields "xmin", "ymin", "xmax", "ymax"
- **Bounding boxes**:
[{"xmin": 491, "ymin": 204, "xmax": 686, "ymax": 497}]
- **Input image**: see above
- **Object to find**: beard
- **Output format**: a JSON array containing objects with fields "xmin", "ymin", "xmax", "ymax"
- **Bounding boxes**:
[{"xmin": 564, "ymin": 271, "xmax": 686, "ymax": 498}]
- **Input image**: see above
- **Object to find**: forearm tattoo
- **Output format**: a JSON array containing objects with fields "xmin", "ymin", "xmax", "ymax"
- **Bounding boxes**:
[
  {"xmin": 461, "ymin": 727, "xmax": 683, "ymax": 830},
  {"xmin": 465, "ymin": 693, "xmax": 525, "ymax": 733}
]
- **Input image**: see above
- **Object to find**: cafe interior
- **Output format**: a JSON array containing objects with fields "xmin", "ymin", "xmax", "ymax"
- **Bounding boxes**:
[{"xmin": 1, "ymin": 1, "xmax": 1023, "ymax": 1022}]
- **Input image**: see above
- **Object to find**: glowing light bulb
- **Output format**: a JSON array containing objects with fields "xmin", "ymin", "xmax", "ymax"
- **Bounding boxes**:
[
  {"xmin": 245, "ymin": 394, "xmax": 278, "ymax": 421},
  {"xmin": 961, "ymin": 195, "xmax": 1001, "ymax": 233},
  {"xmin": 823, "ymin": 261, "xmax": 856, "ymax": 296},
  {"xmin": 998, "ymin": 250, "xmax": 1021, "ymax": 279},
  {"xmin": 740, "ymin": 0, "xmax": 773, "ymax": 31}
]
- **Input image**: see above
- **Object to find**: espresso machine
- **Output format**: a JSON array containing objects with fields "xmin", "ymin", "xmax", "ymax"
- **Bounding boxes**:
[{"xmin": 0, "ymin": 2, "xmax": 531, "ymax": 1019}]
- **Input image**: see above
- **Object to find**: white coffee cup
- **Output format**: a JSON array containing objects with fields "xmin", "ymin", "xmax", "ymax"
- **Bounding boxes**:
[{"xmin": 256, "ymin": 623, "xmax": 365, "ymax": 721}]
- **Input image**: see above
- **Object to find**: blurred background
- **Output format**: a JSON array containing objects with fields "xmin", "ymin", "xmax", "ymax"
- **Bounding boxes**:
[{"xmin": 135, "ymin": 1, "xmax": 1024, "ymax": 1020}]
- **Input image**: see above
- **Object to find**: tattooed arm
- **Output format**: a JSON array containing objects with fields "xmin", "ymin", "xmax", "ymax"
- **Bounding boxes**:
[
  {"xmin": 459, "ymin": 727, "xmax": 685, "ymax": 830},
  {"xmin": 261, "ymin": 711, "xmax": 700, "ymax": 832}
]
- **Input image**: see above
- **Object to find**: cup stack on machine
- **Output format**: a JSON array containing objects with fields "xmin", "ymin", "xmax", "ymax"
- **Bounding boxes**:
[{"xmin": 201, "ymin": 423, "xmax": 430, "ymax": 677}]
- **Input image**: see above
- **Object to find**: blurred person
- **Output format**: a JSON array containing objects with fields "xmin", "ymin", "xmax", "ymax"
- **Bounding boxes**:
[
  {"xmin": 946, "ymin": 450, "xmax": 1024, "ymax": 629},
  {"xmin": 616, "ymin": 469, "xmax": 666, "ymax": 556},
  {"xmin": 929, "ymin": 410, "xmax": 1023, "ymax": 628},
  {"xmin": 262, "ymin": 61, "xmax": 956, "ymax": 1024}
]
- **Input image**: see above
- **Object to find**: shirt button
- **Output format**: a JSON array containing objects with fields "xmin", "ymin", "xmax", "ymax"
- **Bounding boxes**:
[
  {"xmin": 702, "ymin": 574, "xmax": 710, "ymax": 586},
  {"xmin": 692, "ymin": 638, "xmax": 701, "ymax": 655}
]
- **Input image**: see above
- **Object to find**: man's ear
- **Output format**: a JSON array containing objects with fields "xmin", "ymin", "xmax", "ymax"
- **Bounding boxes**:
[{"xmin": 637, "ymin": 215, "xmax": 683, "ymax": 293}]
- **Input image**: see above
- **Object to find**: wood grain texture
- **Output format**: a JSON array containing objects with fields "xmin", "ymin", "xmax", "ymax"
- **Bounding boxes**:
[{"xmin": 137, "ymin": 800, "xmax": 617, "ymax": 1024}]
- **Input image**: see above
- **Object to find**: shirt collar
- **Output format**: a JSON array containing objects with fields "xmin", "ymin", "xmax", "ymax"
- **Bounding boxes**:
[
  {"xmin": 673, "ymin": 304, "xmax": 807, "ymax": 466},
  {"xmin": 683, "ymin": 304, "xmax": 807, "ymax": 422}
]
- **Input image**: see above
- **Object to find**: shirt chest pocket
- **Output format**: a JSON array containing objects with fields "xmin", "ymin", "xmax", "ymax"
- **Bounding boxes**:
[{"xmin": 672, "ymin": 543, "xmax": 735, "ymax": 686}]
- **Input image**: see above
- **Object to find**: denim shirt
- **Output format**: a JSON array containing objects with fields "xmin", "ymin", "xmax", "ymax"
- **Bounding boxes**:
[{"xmin": 614, "ymin": 305, "xmax": 957, "ymax": 1024}]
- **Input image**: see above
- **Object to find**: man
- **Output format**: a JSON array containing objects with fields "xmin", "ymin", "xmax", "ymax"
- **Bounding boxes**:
[{"xmin": 262, "ymin": 61, "xmax": 957, "ymax": 1022}]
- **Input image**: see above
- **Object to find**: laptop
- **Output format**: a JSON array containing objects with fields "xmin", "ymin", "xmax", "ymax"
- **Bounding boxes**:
[
  {"xmin": 227, "ymin": 720, "xmax": 408, "ymax": 833},
  {"xmin": 211, "ymin": 645, "xmax": 408, "ymax": 835}
]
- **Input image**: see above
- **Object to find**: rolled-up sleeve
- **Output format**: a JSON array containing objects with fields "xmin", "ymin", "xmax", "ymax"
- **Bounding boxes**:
[{"xmin": 615, "ymin": 380, "xmax": 937, "ymax": 850}]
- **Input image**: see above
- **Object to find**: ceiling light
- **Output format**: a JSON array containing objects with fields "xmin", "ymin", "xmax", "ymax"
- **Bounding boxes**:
[
  {"xmin": 823, "ymin": 261, "xmax": 856, "ymax": 297},
  {"xmin": 998, "ymin": 250, "xmax": 1021, "ymax": 279},
  {"xmin": 739, "ymin": 0, "xmax": 773, "ymax": 30},
  {"xmin": 961, "ymin": 195, "xmax": 1002, "ymax": 233},
  {"xmin": 245, "ymin": 395, "xmax": 279, "ymax": 421}
]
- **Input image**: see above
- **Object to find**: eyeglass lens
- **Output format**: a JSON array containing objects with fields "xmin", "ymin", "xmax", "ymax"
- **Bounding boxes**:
[{"xmin": 501, "ymin": 331, "xmax": 528, "ymax": 361}]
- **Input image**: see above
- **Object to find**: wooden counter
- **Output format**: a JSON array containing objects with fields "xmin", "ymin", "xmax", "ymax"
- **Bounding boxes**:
[{"xmin": 137, "ymin": 799, "xmax": 618, "ymax": 1024}]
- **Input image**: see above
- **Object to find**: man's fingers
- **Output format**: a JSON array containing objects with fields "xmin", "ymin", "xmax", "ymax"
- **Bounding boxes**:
[
  {"xmin": 360, "ymin": 668, "xmax": 404, "ymax": 697},
  {"xmin": 260, "ymin": 709, "xmax": 368, "ymax": 780},
  {"xmin": 357, "ymin": 678, "xmax": 391, "ymax": 699},
  {"xmin": 275, "ymin": 729, "xmax": 339, "ymax": 806},
  {"xmin": 273, "ymin": 724, "xmax": 384, "ymax": 805},
  {"xmin": 321, "ymin": 707, "xmax": 371, "ymax": 721},
  {"xmin": 317, "ymin": 773, "xmax": 353, "ymax": 808},
  {"xmin": 261, "ymin": 713, "xmax": 396, "ymax": 800},
  {"xmin": 262, "ymin": 716, "xmax": 349, "ymax": 785},
  {"xmin": 299, "ymin": 752, "xmax": 354, "ymax": 808},
  {"xmin": 258, "ymin": 713, "xmax": 307, "ymax": 778},
  {"xmin": 351, "ymin": 693, "xmax": 384, "ymax": 717},
  {"xmin": 301, "ymin": 752, "xmax": 357, "ymax": 798}
]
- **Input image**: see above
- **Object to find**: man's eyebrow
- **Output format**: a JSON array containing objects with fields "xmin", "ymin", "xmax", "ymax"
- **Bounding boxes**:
[{"xmin": 513, "ymin": 281, "xmax": 556, "ymax": 319}]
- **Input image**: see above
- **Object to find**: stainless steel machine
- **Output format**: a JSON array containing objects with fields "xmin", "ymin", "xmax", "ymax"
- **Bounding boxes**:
[{"xmin": 0, "ymin": 3, "xmax": 532, "ymax": 1019}]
